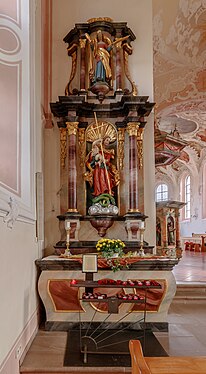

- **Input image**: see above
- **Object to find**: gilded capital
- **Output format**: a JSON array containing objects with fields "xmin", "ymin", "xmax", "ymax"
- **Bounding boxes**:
[
  {"xmin": 66, "ymin": 122, "xmax": 79, "ymax": 136},
  {"xmin": 79, "ymin": 38, "xmax": 86, "ymax": 49},
  {"xmin": 126, "ymin": 122, "xmax": 140, "ymax": 137}
]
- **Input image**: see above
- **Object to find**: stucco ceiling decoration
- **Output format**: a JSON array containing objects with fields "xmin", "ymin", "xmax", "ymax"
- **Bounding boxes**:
[
  {"xmin": 153, "ymin": 0, "xmax": 206, "ymax": 171},
  {"xmin": 154, "ymin": 1, "xmax": 206, "ymax": 107}
]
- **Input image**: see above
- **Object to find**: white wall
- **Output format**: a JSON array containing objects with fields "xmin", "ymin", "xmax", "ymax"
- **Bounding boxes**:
[
  {"xmin": 0, "ymin": 0, "xmax": 43, "ymax": 371},
  {"xmin": 52, "ymin": 0, "xmax": 153, "ymax": 100}
]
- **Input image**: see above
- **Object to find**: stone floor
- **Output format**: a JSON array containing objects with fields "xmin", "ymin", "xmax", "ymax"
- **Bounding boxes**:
[
  {"xmin": 172, "ymin": 250, "xmax": 206, "ymax": 283},
  {"xmin": 20, "ymin": 251, "xmax": 206, "ymax": 372}
]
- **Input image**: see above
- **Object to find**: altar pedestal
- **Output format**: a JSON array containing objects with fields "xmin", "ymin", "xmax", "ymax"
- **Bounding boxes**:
[{"xmin": 36, "ymin": 255, "xmax": 177, "ymax": 331}]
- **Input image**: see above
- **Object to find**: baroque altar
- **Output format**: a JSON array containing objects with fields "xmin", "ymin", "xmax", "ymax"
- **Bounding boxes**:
[
  {"xmin": 37, "ymin": 18, "xmax": 178, "ymax": 331},
  {"xmin": 50, "ymin": 17, "xmax": 155, "ymax": 251}
]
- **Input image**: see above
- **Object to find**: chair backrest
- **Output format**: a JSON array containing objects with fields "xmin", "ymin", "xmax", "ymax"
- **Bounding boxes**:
[{"xmin": 129, "ymin": 340, "xmax": 152, "ymax": 374}]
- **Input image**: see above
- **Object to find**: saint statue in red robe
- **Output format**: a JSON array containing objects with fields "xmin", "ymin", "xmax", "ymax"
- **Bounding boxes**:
[{"xmin": 84, "ymin": 136, "xmax": 120, "ymax": 197}]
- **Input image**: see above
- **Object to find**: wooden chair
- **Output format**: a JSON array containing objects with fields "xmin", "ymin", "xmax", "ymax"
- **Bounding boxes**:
[
  {"xmin": 129, "ymin": 339, "xmax": 206, "ymax": 374},
  {"xmin": 129, "ymin": 340, "xmax": 152, "ymax": 374}
]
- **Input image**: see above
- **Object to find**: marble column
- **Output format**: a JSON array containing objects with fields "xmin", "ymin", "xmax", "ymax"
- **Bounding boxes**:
[
  {"xmin": 66, "ymin": 122, "xmax": 79, "ymax": 213},
  {"xmin": 115, "ymin": 37, "xmax": 123, "ymax": 91},
  {"xmin": 79, "ymin": 38, "xmax": 86, "ymax": 91},
  {"xmin": 126, "ymin": 123, "xmax": 140, "ymax": 213}
]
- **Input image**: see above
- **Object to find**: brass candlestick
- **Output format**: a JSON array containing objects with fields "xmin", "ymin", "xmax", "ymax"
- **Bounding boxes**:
[
  {"xmin": 64, "ymin": 221, "xmax": 71, "ymax": 257},
  {"xmin": 139, "ymin": 227, "xmax": 145, "ymax": 257}
]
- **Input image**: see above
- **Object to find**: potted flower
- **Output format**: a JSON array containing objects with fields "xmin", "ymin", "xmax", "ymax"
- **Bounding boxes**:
[{"xmin": 96, "ymin": 238, "xmax": 126, "ymax": 272}]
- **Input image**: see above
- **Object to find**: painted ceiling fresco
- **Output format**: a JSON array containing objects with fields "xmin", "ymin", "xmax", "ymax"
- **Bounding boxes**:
[{"xmin": 153, "ymin": 0, "xmax": 206, "ymax": 173}]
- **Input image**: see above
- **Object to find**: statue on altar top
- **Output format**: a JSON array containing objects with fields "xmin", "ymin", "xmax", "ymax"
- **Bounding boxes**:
[{"xmin": 85, "ymin": 30, "xmax": 129, "ymax": 87}]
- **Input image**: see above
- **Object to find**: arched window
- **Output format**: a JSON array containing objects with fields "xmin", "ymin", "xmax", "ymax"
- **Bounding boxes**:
[
  {"xmin": 185, "ymin": 175, "xmax": 191, "ymax": 219},
  {"xmin": 156, "ymin": 184, "xmax": 168, "ymax": 202}
]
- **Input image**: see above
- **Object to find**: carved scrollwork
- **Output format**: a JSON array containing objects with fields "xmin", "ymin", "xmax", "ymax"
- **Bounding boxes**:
[
  {"xmin": 123, "ymin": 45, "xmax": 138, "ymax": 96},
  {"xmin": 3, "ymin": 197, "xmax": 19, "ymax": 229},
  {"xmin": 118, "ymin": 128, "xmax": 125, "ymax": 169},
  {"xmin": 137, "ymin": 128, "xmax": 144, "ymax": 169},
  {"xmin": 66, "ymin": 122, "xmax": 79, "ymax": 136},
  {"xmin": 78, "ymin": 128, "xmax": 86, "ymax": 167},
  {"xmin": 60, "ymin": 128, "xmax": 67, "ymax": 168},
  {"xmin": 126, "ymin": 122, "xmax": 139, "ymax": 137},
  {"xmin": 65, "ymin": 44, "xmax": 78, "ymax": 96}
]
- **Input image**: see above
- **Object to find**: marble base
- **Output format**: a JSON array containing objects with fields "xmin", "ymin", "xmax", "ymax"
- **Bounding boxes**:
[
  {"xmin": 37, "ymin": 256, "xmax": 177, "ymax": 329},
  {"xmin": 45, "ymin": 321, "xmax": 168, "ymax": 332}
]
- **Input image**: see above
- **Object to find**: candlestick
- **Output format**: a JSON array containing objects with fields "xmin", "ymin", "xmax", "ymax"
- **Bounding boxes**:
[
  {"xmin": 139, "ymin": 221, "xmax": 144, "ymax": 229},
  {"xmin": 64, "ymin": 220, "xmax": 71, "ymax": 257},
  {"xmin": 139, "ymin": 227, "xmax": 145, "ymax": 257}
]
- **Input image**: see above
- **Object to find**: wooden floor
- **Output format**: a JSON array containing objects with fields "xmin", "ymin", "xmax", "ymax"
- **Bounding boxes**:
[{"xmin": 20, "ymin": 251, "xmax": 206, "ymax": 374}]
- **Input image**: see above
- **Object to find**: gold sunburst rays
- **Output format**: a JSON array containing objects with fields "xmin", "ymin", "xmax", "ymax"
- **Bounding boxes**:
[{"xmin": 86, "ymin": 121, "xmax": 117, "ymax": 143}]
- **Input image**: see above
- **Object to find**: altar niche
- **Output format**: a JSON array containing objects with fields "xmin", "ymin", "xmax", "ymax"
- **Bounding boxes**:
[{"xmin": 84, "ymin": 121, "xmax": 119, "ymax": 215}]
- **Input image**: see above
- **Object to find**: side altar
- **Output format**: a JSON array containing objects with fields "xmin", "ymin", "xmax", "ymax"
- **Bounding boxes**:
[
  {"xmin": 37, "ymin": 18, "xmax": 178, "ymax": 330},
  {"xmin": 36, "ymin": 255, "xmax": 177, "ymax": 330}
]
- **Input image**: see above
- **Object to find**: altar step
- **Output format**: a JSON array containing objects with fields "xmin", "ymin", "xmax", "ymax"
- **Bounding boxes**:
[{"xmin": 174, "ymin": 283, "xmax": 206, "ymax": 301}]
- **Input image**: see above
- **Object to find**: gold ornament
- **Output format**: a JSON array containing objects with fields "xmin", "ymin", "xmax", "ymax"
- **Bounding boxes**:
[
  {"xmin": 137, "ymin": 128, "xmax": 144, "ymax": 169},
  {"xmin": 66, "ymin": 122, "xmax": 79, "ymax": 136},
  {"xmin": 118, "ymin": 128, "xmax": 125, "ymax": 170},
  {"xmin": 60, "ymin": 128, "xmax": 67, "ymax": 168},
  {"xmin": 87, "ymin": 17, "xmax": 113, "ymax": 23},
  {"xmin": 78, "ymin": 128, "xmax": 86, "ymax": 167},
  {"xmin": 86, "ymin": 121, "xmax": 117, "ymax": 143},
  {"xmin": 126, "ymin": 122, "xmax": 140, "ymax": 137}
]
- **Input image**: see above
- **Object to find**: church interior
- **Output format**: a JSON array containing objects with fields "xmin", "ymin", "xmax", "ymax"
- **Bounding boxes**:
[{"xmin": 0, "ymin": 1, "xmax": 206, "ymax": 373}]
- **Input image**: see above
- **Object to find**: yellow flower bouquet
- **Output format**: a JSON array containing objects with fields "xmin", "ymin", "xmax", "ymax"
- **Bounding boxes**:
[{"xmin": 96, "ymin": 238, "xmax": 126, "ymax": 271}]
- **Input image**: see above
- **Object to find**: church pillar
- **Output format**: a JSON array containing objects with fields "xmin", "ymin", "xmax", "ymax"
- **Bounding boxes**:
[
  {"xmin": 66, "ymin": 122, "xmax": 79, "ymax": 213},
  {"xmin": 126, "ymin": 123, "xmax": 140, "ymax": 213}
]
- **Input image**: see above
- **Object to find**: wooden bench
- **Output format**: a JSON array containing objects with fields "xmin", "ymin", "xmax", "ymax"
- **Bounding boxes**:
[
  {"xmin": 182, "ymin": 235, "xmax": 206, "ymax": 252},
  {"xmin": 129, "ymin": 340, "xmax": 206, "ymax": 374},
  {"xmin": 192, "ymin": 234, "xmax": 206, "ymax": 252}
]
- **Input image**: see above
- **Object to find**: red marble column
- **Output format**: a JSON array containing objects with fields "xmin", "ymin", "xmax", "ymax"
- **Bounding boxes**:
[
  {"xmin": 115, "ymin": 41, "xmax": 122, "ymax": 91},
  {"xmin": 127, "ymin": 123, "xmax": 140, "ymax": 213},
  {"xmin": 66, "ymin": 122, "xmax": 79, "ymax": 213},
  {"xmin": 79, "ymin": 38, "xmax": 86, "ymax": 91}
]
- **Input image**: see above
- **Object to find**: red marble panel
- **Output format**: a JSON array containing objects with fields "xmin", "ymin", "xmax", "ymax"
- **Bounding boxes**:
[
  {"xmin": 48, "ymin": 280, "xmax": 84, "ymax": 312},
  {"xmin": 130, "ymin": 280, "xmax": 166, "ymax": 312}
]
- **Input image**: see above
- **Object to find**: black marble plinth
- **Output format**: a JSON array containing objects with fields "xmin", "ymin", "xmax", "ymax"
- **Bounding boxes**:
[
  {"xmin": 64, "ymin": 328, "xmax": 168, "ymax": 367},
  {"xmin": 36, "ymin": 255, "xmax": 178, "ymax": 271}
]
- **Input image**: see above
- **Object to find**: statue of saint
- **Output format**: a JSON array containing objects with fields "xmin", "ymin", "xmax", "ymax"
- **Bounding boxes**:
[
  {"xmin": 84, "ymin": 136, "xmax": 120, "ymax": 197},
  {"xmin": 85, "ymin": 30, "xmax": 128, "ymax": 85},
  {"xmin": 167, "ymin": 216, "xmax": 176, "ymax": 245}
]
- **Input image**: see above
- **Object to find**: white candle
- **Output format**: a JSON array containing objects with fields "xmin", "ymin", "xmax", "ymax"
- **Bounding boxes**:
[
  {"xmin": 66, "ymin": 233, "xmax": 70, "ymax": 243},
  {"xmin": 65, "ymin": 220, "xmax": 70, "ymax": 230},
  {"xmin": 140, "ymin": 233, "xmax": 144, "ymax": 242},
  {"xmin": 140, "ymin": 221, "xmax": 144, "ymax": 229}
]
